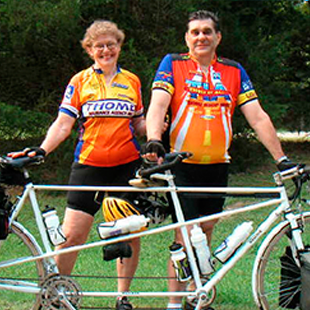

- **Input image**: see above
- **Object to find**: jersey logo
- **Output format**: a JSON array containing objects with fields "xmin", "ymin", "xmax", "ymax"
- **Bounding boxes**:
[
  {"xmin": 242, "ymin": 80, "xmax": 253, "ymax": 91},
  {"xmin": 63, "ymin": 85, "xmax": 75, "ymax": 103},
  {"xmin": 158, "ymin": 71, "xmax": 172, "ymax": 79},
  {"xmin": 82, "ymin": 99, "xmax": 136, "ymax": 118},
  {"xmin": 111, "ymin": 82, "xmax": 129, "ymax": 89}
]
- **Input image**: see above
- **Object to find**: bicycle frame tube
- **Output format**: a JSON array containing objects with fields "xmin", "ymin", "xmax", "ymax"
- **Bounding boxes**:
[
  {"xmin": 198, "ymin": 186, "xmax": 292, "ymax": 296},
  {"xmin": 9, "ymin": 185, "xmax": 32, "ymax": 225},
  {"xmin": 8, "ymin": 182, "xmax": 58, "ymax": 273},
  {"xmin": 33, "ymin": 184, "xmax": 283, "ymax": 194},
  {"xmin": 0, "ymin": 184, "xmax": 285, "ymax": 269},
  {"xmin": 0, "ymin": 179, "xmax": 292, "ymax": 302},
  {"xmin": 11, "ymin": 183, "xmax": 54, "ymax": 254},
  {"xmin": 165, "ymin": 170, "xmax": 203, "ymax": 289}
]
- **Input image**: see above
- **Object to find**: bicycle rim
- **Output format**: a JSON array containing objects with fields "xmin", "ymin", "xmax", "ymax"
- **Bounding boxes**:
[
  {"xmin": 0, "ymin": 221, "xmax": 46, "ymax": 310},
  {"xmin": 254, "ymin": 212, "xmax": 310, "ymax": 310}
]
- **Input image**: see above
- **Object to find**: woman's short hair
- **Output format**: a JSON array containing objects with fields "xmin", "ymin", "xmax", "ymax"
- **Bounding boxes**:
[{"xmin": 81, "ymin": 20, "xmax": 125, "ymax": 50}]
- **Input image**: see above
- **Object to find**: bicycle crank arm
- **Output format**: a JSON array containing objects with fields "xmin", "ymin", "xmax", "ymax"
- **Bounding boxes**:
[
  {"xmin": 58, "ymin": 293, "xmax": 77, "ymax": 310},
  {"xmin": 194, "ymin": 292, "xmax": 208, "ymax": 310}
]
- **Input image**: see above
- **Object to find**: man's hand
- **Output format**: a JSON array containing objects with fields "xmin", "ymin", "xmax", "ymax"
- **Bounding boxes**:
[
  {"xmin": 8, "ymin": 147, "xmax": 46, "ymax": 159},
  {"xmin": 276, "ymin": 156, "xmax": 298, "ymax": 172},
  {"xmin": 140, "ymin": 140, "xmax": 166, "ymax": 164}
]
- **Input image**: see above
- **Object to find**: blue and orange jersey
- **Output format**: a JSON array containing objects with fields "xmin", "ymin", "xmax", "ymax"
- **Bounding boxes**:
[
  {"xmin": 60, "ymin": 66, "xmax": 144, "ymax": 167},
  {"xmin": 152, "ymin": 53, "xmax": 258, "ymax": 164}
]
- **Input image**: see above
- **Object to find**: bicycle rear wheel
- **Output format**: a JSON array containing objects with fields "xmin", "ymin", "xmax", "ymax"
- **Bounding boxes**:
[
  {"xmin": 253, "ymin": 212, "xmax": 310, "ymax": 310},
  {"xmin": 0, "ymin": 221, "xmax": 46, "ymax": 310}
]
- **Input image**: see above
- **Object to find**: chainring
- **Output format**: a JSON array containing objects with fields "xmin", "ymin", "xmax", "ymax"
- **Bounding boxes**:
[
  {"xmin": 185, "ymin": 277, "xmax": 216, "ymax": 308},
  {"xmin": 40, "ymin": 274, "xmax": 82, "ymax": 310}
]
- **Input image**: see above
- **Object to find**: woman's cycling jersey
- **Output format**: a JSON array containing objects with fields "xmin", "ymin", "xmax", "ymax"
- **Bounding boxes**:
[
  {"xmin": 60, "ymin": 66, "xmax": 143, "ymax": 167},
  {"xmin": 152, "ymin": 53, "xmax": 258, "ymax": 164}
]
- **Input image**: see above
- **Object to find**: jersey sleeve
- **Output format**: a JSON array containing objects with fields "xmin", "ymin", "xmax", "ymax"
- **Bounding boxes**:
[
  {"xmin": 152, "ymin": 54, "xmax": 175, "ymax": 95},
  {"xmin": 134, "ymin": 75, "xmax": 144, "ymax": 118},
  {"xmin": 237, "ymin": 64, "xmax": 258, "ymax": 106},
  {"xmin": 59, "ymin": 74, "xmax": 81, "ymax": 118}
]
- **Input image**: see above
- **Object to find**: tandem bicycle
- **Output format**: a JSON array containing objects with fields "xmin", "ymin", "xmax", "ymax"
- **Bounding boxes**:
[{"xmin": 0, "ymin": 152, "xmax": 310, "ymax": 310}]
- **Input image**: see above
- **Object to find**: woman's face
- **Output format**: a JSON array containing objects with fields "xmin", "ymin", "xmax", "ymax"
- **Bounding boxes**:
[{"xmin": 88, "ymin": 34, "xmax": 121, "ymax": 70}]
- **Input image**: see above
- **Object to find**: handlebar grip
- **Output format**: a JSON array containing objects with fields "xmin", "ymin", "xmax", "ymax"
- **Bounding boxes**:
[
  {"xmin": 300, "ymin": 165, "xmax": 310, "ymax": 175},
  {"xmin": 138, "ymin": 152, "xmax": 192, "ymax": 178}
]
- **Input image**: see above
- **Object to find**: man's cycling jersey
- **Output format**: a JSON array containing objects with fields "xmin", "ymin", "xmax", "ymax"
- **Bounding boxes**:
[
  {"xmin": 152, "ymin": 53, "xmax": 258, "ymax": 164},
  {"xmin": 60, "ymin": 66, "xmax": 143, "ymax": 167}
]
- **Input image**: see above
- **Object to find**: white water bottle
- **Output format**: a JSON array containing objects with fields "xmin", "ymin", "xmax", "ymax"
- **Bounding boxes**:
[
  {"xmin": 42, "ymin": 206, "xmax": 66, "ymax": 246},
  {"xmin": 97, "ymin": 215, "xmax": 149, "ymax": 239},
  {"xmin": 214, "ymin": 221, "xmax": 253, "ymax": 263},
  {"xmin": 169, "ymin": 242, "xmax": 192, "ymax": 282},
  {"xmin": 190, "ymin": 225, "xmax": 214, "ymax": 275}
]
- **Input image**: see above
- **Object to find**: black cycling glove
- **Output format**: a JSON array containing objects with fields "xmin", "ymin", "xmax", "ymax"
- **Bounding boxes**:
[
  {"xmin": 24, "ymin": 147, "xmax": 46, "ymax": 157},
  {"xmin": 141, "ymin": 139, "xmax": 166, "ymax": 159},
  {"xmin": 276, "ymin": 156, "xmax": 297, "ymax": 172}
]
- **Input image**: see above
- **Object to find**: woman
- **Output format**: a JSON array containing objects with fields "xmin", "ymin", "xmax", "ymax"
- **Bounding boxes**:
[{"xmin": 10, "ymin": 20, "xmax": 145, "ymax": 310}]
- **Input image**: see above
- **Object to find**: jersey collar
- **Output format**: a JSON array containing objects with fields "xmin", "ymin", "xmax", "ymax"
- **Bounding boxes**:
[
  {"xmin": 188, "ymin": 53, "xmax": 217, "ymax": 67},
  {"xmin": 93, "ymin": 65, "xmax": 121, "ymax": 74}
]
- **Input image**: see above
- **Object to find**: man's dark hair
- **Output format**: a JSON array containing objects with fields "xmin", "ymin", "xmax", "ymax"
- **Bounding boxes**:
[{"xmin": 188, "ymin": 10, "xmax": 220, "ymax": 32}]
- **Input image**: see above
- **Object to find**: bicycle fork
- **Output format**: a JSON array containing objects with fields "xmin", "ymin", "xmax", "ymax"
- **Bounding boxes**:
[{"xmin": 285, "ymin": 212, "xmax": 307, "ymax": 268}]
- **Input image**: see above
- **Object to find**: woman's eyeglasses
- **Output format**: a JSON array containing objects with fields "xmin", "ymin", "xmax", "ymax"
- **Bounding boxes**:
[{"xmin": 93, "ymin": 42, "xmax": 118, "ymax": 51}]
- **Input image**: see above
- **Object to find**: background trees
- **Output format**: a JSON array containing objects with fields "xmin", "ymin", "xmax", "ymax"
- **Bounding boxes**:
[{"xmin": 0, "ymin": 0, "xmax": 309, "ymax": 179}]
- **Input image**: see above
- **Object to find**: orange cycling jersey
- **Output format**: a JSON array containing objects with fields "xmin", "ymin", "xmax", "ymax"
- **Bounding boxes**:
[
  {"xmin": 60, "ymin": 66, "xmax": 144, "ymax": 167},
  {"xmin": 152, "ymin": 53, "xmax": 258, "ymax": 164}
]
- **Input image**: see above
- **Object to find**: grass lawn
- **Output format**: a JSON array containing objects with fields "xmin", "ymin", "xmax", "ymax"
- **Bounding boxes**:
[{"xmin": 0, "ymin": 145, "xmax": 309, "ymax": 310}]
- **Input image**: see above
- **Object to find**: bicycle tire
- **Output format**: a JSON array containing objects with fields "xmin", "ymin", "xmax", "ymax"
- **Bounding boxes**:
[
  {"xmin": 253, "ymin": 211, "xmax": 310, "ymax": 310},
  {"xmin": 0, "ymin": 221, "xmax": 46, "ymax": 310}
]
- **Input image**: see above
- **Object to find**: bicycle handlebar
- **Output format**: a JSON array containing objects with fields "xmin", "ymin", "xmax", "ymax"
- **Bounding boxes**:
[
  {"xmin": 274, "ymin": 165, "xmax": 310, "ymax": 200},
  {"xmin": 138, "ymin": 152, "xmax": 192, "ymax": 178},
  {"xmin": 274, "ymin": 165, "xmax": 310, "ymax": 184}
]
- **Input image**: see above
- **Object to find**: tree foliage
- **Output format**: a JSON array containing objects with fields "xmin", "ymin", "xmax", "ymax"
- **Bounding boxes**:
[
  {"xmin": 0, "ymin": 0, "xmax": 309, "ymax": 144},
  {"xmin": 0, "ymin": 0, "xmax": 83, "ymax": 113},
  {"xmin": 0, "ymin": 102, "xmax": 52, "ymax": 139}
]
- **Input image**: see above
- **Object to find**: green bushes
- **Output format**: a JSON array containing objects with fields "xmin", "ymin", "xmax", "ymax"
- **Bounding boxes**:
[{"xmin": 0, "ymin": 102, "xmax": 52, "ymax": 140}]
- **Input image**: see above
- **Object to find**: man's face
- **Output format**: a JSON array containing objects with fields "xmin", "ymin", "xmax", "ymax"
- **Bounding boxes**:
[{"xmin": 185, "ymin": 19, "xmax": 222, "ymax": 60}]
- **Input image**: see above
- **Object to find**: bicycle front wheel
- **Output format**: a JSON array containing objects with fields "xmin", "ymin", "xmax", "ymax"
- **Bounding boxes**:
[
  {"xmin": 0, "ymin": 221, "xmax": 46, "ymax": 310},
  {"xmin": 253, "ymin": 212, "xmax": 310, "ymax": 310}
]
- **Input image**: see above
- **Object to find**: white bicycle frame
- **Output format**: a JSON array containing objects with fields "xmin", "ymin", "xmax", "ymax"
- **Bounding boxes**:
[{"xmin": 0, "ymin": 169, "xmax": 306, "ymax": 310}]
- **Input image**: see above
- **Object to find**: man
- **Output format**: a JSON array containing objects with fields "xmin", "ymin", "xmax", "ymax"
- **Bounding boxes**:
[{"xmin": 142, "ymin": 10, "xmax": 296, "ymax": 310}]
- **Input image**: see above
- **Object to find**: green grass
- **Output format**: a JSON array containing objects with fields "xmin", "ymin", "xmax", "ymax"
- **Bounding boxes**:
[{"xmin": 0, "ymin": 151, "xmax": 310, "ymax": 310}]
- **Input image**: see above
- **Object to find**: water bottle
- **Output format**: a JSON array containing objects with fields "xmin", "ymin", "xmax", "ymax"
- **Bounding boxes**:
[
  {"xmin": 169, "ymin": 242, "xmax": 192, "ymax": 282},
  {"xmin": 42, "ymin": 206, "xmax": 66, "ymax": 246},
  {"xmin": 190, "ymin": 225, "xmax": 214, "ymax": 275},
  {"xmin": 214, "ymin": 221, "xmax": 253, "ymax": 263},
  {"xmin": 97, "ymin": 215, "xmax": 149, "ymax": 239}
]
